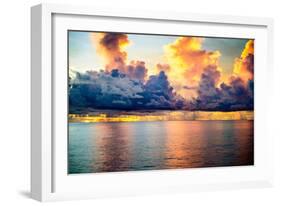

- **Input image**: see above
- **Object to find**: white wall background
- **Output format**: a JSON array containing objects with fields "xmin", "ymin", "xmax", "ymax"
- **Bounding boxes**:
[{"xmin": 0, "ymin": 0, "xmax": 280, "ymax": 205}]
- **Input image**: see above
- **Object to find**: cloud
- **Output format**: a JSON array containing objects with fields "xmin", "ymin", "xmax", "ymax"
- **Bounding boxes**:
[
  {"xmin": 191, "ymin": 66, "xmax": 254, "ymax": 111},
  {"xmin": 163, "ymin": 37, "xmax": 221, "ymax": 99},
  {"xmin": 156, "ymin": 63, "xmax": 171, "ymax": 73},
  {"xmin": 144, "ymin": 71, "xmax": 181, "ymax": 109},
  {"xmin": 197, "ymin": 65, "xmax": 221, "ymax": 107},
  {"xmin": 233, "ymin": 40, "xmax": 254, "ymax": 82},
  {"xmin": 91, "ymin": 33, "xmax": 130, "ymax": 72},
  {"xmin": 181, "ymin": 40, "xmax": 254, "ymax": 111},
  {"xmin": 69, "ymin": 70, "xmax": 187, "ymax": 111},
  {"xmin": 126, "ymin": 60, "xmax": 148, "ymax": 82},
  {"xmin": 69, "ymin": 70, "xmax": 144, "ymax": 110},
  {"xmin": 69, "ymin": 65, "xmax": 253, "ymax": 112},
  {"xmin": 91, "ymin": 33, "xmax": 148, "ymax": 82}
]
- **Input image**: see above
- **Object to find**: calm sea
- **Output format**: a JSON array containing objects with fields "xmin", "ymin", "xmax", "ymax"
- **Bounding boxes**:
[{"xmin": 68, "ymin": 120, "xmax": 253, "ymax": 174}]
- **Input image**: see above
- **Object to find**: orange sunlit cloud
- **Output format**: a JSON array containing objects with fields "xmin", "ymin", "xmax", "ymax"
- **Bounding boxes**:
[
  {"xmin": 163, "ymin": 37, "xmax": 222, "ymax": 99},
  {"xmin": 90, "ymin": 32, "xmax": 130, "ymax": 73},
  {"xmin": 233, "ymin": 40, "xmax": 254, "ymax": 83}
]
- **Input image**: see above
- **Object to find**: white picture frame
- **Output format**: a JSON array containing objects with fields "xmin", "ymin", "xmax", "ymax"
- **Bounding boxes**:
[{"xmin": 31, "ymin": 3, "xmax": 274, "ymax": 202}]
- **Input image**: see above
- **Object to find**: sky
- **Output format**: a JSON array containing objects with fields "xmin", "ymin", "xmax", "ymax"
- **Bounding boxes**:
[
  {"xmin": 68, "ymin": 31, "xmax": 254, "ymax": 112},
  {"xmin": 69, "ymin": 31, "xmax": 247, "ymax": 75}
]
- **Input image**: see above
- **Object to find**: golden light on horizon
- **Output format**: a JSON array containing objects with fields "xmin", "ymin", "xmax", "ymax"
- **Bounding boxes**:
[{"xmin": 69, "ymin": 111, "xmax": 254, "ymax": 123}]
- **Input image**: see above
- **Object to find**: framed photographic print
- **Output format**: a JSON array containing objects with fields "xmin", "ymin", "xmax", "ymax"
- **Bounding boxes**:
[{"xmin": 31, "ymin": 3, "xmax": 274, "ymax": 201}]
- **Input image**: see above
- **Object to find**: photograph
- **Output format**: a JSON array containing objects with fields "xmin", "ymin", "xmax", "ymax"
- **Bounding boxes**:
[{"xmin": 68, "ymin": 31, "xmax": 254, "ymax": 174}]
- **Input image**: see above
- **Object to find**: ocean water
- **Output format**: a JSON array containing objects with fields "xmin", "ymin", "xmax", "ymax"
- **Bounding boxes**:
[{"xmin": 68, "ymin": 120, "xmax": 254, "ymax": 174}]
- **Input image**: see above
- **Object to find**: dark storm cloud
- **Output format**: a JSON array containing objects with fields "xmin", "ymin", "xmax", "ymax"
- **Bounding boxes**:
[
  {"xmin": 219, "ymin": 77, "xmax": 253, "ymax": 110},
  {"xmin": 69, "ymin": 63, "xmax": 253, "ymax": 111},
  {"xmin": 126, "ymin": 61, "xmax": 148, "ymax": 82},
  {"xmin": 143, "ymin": 71, "xmax": 183, "ymax": 109},
  {"xmin": 69, "ymin": 70, "xmax": 144, "ymax": 110},
  {"xmin": 191, "ymin": 66, "xmax": 254, "ymax": 111},
  {"xmin": 69, "ymin": 70, "xmax": 186, "ymax": 111},
  {"xmin": 244, "ymin": 53, "xmax": 254, "ymax": 74}
]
